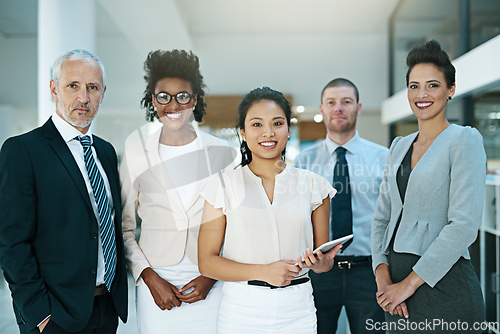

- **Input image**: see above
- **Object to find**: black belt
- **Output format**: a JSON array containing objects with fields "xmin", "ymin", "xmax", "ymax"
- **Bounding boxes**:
[
  {"xmin": 248, "ymin": 277, "xmax": 310, "ymax": 289},
  {"xmin": 334, "ymin": 256, "xmax": 371, "ymax": 269},
  {"xmin": 94, "ymin": 284, "xmax": 108, "ymax": 296}
]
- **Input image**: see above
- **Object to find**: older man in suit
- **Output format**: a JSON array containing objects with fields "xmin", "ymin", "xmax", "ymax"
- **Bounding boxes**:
[{"xmin": 0, "ymin": 49, "xmax": 127, "ymax": 333}]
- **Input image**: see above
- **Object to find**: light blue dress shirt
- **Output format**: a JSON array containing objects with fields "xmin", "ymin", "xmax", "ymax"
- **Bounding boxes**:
[{"xmin": 294, "ymin": 131, "xmax": 389, "ymax": 256}]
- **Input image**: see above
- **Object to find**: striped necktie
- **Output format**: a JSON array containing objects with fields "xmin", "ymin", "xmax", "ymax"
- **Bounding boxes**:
[{"xmin": 77, "ymin": 135, "xmax": 116, "ymax": 291}]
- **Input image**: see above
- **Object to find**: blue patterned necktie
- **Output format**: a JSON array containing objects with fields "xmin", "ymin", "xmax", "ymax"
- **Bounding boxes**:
[
  {"xmin": 331, "ymin": 146, "xmax": 353, "ymax": 250},
  {"xmin": 77, "ymin": 135, "xmax": 116, "ymax": 291}
]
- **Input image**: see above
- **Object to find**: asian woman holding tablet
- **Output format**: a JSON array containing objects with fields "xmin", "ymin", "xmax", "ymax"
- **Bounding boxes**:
[{"xmin": 198, "ymin": 87, "xmax": 344, "ymax": 333}]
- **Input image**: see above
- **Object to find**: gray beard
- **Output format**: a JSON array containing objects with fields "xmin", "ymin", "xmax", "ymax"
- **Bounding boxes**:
[{"xmin": 57, "ymin": 100, "xmax": 97, "ymax": 130}]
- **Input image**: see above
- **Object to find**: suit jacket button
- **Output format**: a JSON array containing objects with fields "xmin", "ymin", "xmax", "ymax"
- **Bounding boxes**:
[
  {"xmin": 91, "ymin": 233, "xmax": 98, "ymax": 240},
  {"xmin": 90, "ymin": 269, "xmax": 96, "ymax": 275}
]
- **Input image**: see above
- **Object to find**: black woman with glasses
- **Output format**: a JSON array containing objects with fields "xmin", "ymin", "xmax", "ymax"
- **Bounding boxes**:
[{"xmin": 120, "ymin": 50, "xmax": 236, "ymax": 333}]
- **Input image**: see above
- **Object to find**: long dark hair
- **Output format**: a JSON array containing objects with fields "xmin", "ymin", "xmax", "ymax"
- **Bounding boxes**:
[{"xmin": 237, "ymin": 87, "xmax": 291, "ymax": 166}]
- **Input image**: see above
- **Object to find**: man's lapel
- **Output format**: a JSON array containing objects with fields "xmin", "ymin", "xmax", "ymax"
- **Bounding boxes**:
[{"xmin": 42, "ymin": 118, "xmax": 93, "ymax": 211}]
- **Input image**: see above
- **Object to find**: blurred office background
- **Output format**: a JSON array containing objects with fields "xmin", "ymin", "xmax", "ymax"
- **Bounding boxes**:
[{"xmin": 1, "ymin": 0, "xmax": 500, "ymax": 333}]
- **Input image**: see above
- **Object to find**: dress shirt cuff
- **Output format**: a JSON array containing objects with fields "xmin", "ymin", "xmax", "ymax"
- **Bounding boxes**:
[{"xmin": 38, "ymin": 315, "xmax": 51, "ymax": 328}]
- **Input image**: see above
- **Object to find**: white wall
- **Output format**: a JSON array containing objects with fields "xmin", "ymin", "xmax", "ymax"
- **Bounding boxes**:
[
  {"xmin": 0, "ymin": 34, "xmax": 38, "ymax": 109},
  {"xmin": 93, "ymin": 27, "xmax": 151, "ymax": 153},
  {"xmin": 0, "ymin": 34, "xmax": 38, "ymax": 145},
  {"xmin": 195, "ymin": 33, "xmax": 390, "ymax": 147},
  {"xmin": 196, "ymin": 33, "xmax": 390, "ymax": 110},
  {"xmin": 1, "ymin": 9, "xmax": 391, "ymax": 152}
]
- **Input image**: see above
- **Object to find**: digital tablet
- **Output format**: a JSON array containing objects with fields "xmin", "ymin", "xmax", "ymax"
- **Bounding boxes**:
[
  {"xmin": 313, "ymin": 234, "xmax": 353, "ymax": 255},
  {"xmin": 296, "ymin": 234, "xmax": 353, "ymax": 265}
]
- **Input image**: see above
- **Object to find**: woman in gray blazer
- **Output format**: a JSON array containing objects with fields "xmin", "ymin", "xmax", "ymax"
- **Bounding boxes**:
[{"xmin": 371, "ymin": 40, "xmax": 486, "ymax": 333}]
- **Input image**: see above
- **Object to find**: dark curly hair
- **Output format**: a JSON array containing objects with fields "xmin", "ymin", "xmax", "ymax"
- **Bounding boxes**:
[
  {"xmin": 237, "ymin": 87, "xmax": 291, "ymax": 167},
  {"xmin": 406, "ymin": 39, "xmax": 455, "ymax": 88},
  {"xmin": 141, "ymin": 49, "xmax": 206, "ymax": 122}
]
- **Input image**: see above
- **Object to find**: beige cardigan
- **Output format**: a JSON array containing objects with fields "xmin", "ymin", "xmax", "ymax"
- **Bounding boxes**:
[{"xmin": 120, "ymin": 123, "xmax": 236, "ymax": 285}]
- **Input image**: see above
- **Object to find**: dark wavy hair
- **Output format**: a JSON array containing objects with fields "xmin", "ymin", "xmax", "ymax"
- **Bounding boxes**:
[
  {"xmin": 406, "ymin": 39, "xmax": 455, "ymax": 88},
  {"xmin": 141, "ymin": 49, "xmax": 206, "ymax": 122},
  {"xmin": 237, "ymin": 87, "xmax": 292, "ymax": 167}
]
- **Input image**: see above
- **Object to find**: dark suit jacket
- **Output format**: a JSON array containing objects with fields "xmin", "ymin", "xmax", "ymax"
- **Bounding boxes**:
[{"xmin": 0, "ymin": 118, "xmax": 127, "ymax": 332}]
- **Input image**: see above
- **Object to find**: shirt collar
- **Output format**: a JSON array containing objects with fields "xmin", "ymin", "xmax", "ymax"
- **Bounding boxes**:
[
  {"xmin": 325, "ymin": 131, "xmax": 360, "ymax": 156},
  {"xmin": 52, "ymin": 113, "xmax": 94, "ymax": 144}
]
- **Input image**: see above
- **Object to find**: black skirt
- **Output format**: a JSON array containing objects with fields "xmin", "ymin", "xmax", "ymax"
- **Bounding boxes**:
[{"xmin": 385, "ymin": 247, "xmax": 485, "ymax": 334}]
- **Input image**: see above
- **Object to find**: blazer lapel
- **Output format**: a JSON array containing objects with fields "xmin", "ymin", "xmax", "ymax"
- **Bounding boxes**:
[
  {"xmin": 391, "ymin": 132, "xmax": 419, "ymax": 207},
  {"xmin": 408, "ymin": 125, "xmax": 456, "ymax": 172},
  {"xmin": 399, "ymin": 125, "xmax": 457, "ymax": 203},
  {"xmin": 42, "ymin": 119, "xmax": 93, "ymax": 211}
]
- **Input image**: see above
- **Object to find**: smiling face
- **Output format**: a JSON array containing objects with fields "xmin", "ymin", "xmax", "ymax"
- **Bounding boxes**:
[
  {"xmin": 240, "ymin": 100, "xmax": 290, "ymax": 164},
  {"xmin": 407, "ymin": 63, "xmax": 455, "ymax": 122},
  {"xmin": 153, "ymin": 77, "xmax": 197, "ymax": 134},
  {"xmin": 50, "ymin": 59, "xmax": 105, "ymax": 133},
  {"xmin": 320, "ymin": 86, "xmax": 361, "ymax": 138}
]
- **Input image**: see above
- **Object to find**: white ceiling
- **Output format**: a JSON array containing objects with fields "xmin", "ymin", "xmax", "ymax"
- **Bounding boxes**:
[
  {"xmin": 0, "ymin": 0, "xmax": 400, "ymax": 116},
  {"xmin": 99, "ymin": 0, "xmax": 400, "ymax": 112},
  {"xmin": 0, "ymin": 0, "xmax": 399, "ymax": 38},
  {"xmin": 175, "ymin": 0, "xmax": 397, "ymax": 35}
]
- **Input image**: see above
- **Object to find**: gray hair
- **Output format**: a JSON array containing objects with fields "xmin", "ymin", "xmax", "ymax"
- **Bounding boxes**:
[{"xmin": 51, "ymin": 49, "xmax": 106, "ymax": 91}]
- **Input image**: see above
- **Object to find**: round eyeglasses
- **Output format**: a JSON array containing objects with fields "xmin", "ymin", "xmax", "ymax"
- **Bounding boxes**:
[{"xmin": 154, "ymin": 91, "xmax": 195, "ymax": 105}]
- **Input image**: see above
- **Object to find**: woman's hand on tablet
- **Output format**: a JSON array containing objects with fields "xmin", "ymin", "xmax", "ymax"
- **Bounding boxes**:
[{"xmin": 297, "ymin": 243, "xmax": 342, "ymax": 273}]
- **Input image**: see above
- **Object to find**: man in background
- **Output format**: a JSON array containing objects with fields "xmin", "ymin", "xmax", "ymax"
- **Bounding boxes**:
[{"xmin": 294, "ymin": 78, "xmax": 387, "ymax": 333}]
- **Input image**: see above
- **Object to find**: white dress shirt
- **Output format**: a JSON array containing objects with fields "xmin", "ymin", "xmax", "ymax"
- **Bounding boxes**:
[{"xmin": 51, "ymin": 114, "xmax": 114, "ymax": 287}]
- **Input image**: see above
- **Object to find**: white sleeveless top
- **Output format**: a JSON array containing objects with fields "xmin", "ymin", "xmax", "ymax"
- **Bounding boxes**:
[{"xmin": 201, "ymin": 165, "xmax": 335, "ymax": 270}]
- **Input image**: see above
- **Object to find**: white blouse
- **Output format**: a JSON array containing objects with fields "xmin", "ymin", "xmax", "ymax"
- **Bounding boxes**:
[
  {"xmin": 158, "ymin": 137, "xmax": 199, "ymax": 210},
  {"xmin": 201, "ymin": 165, "xmax": 335, "ymax": 267}
]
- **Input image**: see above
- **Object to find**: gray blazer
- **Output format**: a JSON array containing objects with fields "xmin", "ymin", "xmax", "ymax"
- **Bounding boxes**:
[{"xmin": 371, "ymin": 124, "xmax": 486, "ymax": 287}]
